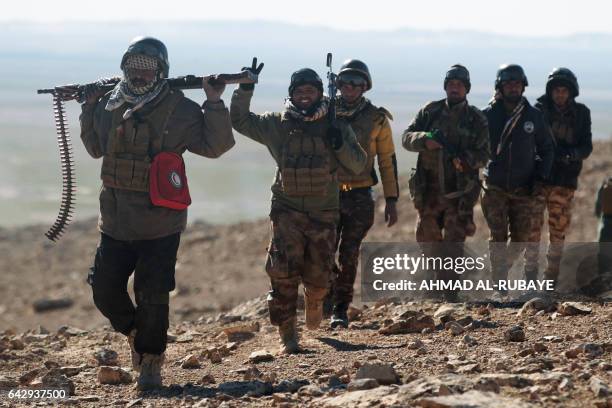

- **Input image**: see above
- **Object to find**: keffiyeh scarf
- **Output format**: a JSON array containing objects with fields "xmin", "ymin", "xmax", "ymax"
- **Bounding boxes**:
[
  {"xmin": 105, "ymin": 54, "xmax": 166, "ymax": 120},
  {"xmin": 283, "ymin": 96, "xmax": 330, "ymax": 122}
]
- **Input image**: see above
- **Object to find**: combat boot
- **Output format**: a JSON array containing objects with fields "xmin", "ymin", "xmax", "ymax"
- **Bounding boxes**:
[
  {"xmin": 136, "ymin": 353, "xmax": 164, "ymax": 391},
  {"xmin": 278, "ymin": 318, "xmax": 299, "ymax": 354},
  {"xmin": 127, "ymin": 329, "xmax": 141, "ymax": 371},
  {"xmin": 330, "ymin": 302, "xmax": 349, "ymax": 329},
  {"xmin": 304, "ymin": 287, "xmax": 327, "ymax": 329}
]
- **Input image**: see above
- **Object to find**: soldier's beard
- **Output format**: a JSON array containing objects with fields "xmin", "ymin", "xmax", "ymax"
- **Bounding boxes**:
[{"xmin": 503, "ymin": 94, "xmax": 522, "ymax": 104}]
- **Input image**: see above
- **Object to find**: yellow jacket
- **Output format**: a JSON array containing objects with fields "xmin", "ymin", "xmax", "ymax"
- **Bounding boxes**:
[{"xmin": 337, "ymin": 102, "xmax": 399, "ymax": 199}]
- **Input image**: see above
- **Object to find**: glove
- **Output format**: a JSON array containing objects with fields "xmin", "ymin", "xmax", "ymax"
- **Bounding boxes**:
[
  {"xmin": 424, "ymin": 129, "xmax": 443, "ymax": 150},
  {"xmin": 429, "ymin": 128, "xmax": 444, "ymax": 140},
  {"xmin": 78, "ymin": 77, "xmax": 118, "ymax": 104},
  {"xmin": 239, "ymin": 57, "xmax": 264, "ymax": 91},
  {"xmin": 327, "ymin": 126, "xmax": 343, "ymax": 150},
  {"xmin": 555, "ymin": 146, "xmax": 574, "ymax": 164}
]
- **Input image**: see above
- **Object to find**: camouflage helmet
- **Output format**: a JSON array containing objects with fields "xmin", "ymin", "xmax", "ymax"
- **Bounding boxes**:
[
  {"xmin": 546, "ymin": 67, "xmax": 579, "ymax": 98},
  {"xmin": 121, "ymin": 36, "xmax": 169, "ymax": 78},
  {"xmin": 338, "ymin": 59, "xmax": 372, "ymax": 90},
  {"xmin": 288, "ymin": 68, "xmax": 323, "ymax": 95},
  {"xmin": 444, "ymin": 64, "xmax": 471, "ymax": 93},
  {"xmin": 495, "ymin": 64, "xmax": 528, "ymax": 90}
]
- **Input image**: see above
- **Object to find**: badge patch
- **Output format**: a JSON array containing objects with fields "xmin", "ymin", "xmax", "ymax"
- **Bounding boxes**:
[
  {"xmin": 523, "ymin": 121, "xmax": 534, "ymax": 133},
  {"xmin": 169, "ymin": 171, "xmax": 182, "ymax": 189}
]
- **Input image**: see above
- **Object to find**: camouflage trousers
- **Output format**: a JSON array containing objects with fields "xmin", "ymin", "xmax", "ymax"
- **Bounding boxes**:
[
  {"xmin": 330, "ymin": 188, "xmax": 375, "ymax": 305},
  {"xmin": 265, "ymin": 202, "xmax": 339, "ymax": 326},
  {"xmin": 481, "ymin": 186, "xmax": 538, "ymax": 282},
  {"xmin": 416, "ymin": 189, "xmax": 469, "ymax": 282},
  {"xmin": 527, "ymin": 185, "xmax": 575, "ymax": 281}
]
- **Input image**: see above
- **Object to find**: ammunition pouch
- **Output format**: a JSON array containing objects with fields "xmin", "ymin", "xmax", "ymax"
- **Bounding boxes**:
[{"xmin": 280, "ymin": 128, "xmax": 332, "ymax": 197}]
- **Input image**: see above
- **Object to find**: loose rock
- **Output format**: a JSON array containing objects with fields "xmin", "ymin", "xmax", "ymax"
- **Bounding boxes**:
[
  {"xmin": 97, "ymin": 366, "xmax": 132, "ymax": 385},
  {"xmin": 557, "ymin": 302, "xmax": 591, "ymax": 316},
  {"xmin": 504, "ymin": 326, "xmax": 526, "ymax": 342},
  {"xmin": 445, "ymin": 321, "xmax": 465, "ymax": 336},
  {"xmin": 180, "ymin": 354, "xmax": 201, "ymax": 369},
  {"xmin": 93, "ymin": 349, "xmax": 118, "ymax": 366},
  {"xmin": 249, "ymin": 350, "xmax": 274, "ymax": 363},
  {"xmin": 415, "ymin": 390, "xmax": 530, "ymax": 408},
  {"xmin": 355, "ymin": 362, "xmax": 400, "ymax": 385},
  {"xmin": 347, "ymin": 378, "xmax": 380, "ymax": 391},
  {"xmin": 379, "ymin": 315, "xmax": 435, "ymax": 335},
  {"xmin": 591, "ymin": 377, "xmax": 610, "ymax": 397}
]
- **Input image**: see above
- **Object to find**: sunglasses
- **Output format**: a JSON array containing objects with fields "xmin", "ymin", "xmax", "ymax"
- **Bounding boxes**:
[{"xmin": 337, "ymin": 73, "xmax": 367, "ymax": 87}]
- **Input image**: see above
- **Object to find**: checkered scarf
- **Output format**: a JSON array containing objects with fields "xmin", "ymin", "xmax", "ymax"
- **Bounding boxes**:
[
  {"xmin": 105, "ymin": 54, "xmax": 166, "ymax": 119},
  {"xmin": 283, "ymin": 96, "xmax": 330, "ymax": 122},
  {"xmin": 336, "ymin": 96, "xmax": 370, "ymax": 119},
  {"xmin": 495, "ymin": 97, "xmax": 526, "ymax": 156}
]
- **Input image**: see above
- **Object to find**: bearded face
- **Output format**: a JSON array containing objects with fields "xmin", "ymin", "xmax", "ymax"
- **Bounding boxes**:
[{"xmin": 123, "ymin": 54, "xmax": 160, "ymax": 95}]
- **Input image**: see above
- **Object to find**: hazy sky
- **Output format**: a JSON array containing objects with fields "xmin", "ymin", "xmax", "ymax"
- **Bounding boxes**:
[{"xmin": 4, "ymin": 0, "xmax": 609, "ymax": 37}]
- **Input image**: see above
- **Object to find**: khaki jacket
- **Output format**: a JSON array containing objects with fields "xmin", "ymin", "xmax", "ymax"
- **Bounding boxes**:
[
  {"xmin": 80, "ymin": 87, "xmax": 235, "ymax": 240},
  {"xmin": 337, "ymin": 102, "xmax": 399, "ymax": 199}
]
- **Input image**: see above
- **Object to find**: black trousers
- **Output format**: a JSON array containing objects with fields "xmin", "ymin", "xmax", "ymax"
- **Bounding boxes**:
[{"xmin": 90, "ymin": 232, "xmax": 180, "ymax": 355}]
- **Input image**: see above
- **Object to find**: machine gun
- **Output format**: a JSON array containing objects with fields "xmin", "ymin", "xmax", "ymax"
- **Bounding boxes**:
[{"xmin": 37, "ymin": 71, "xmax": 257, "ymax": 241}]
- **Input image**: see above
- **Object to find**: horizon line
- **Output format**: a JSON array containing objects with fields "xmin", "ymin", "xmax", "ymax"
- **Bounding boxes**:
[{"xmin": 1, "ymin": 18, "xmax": 611, "ymax": 40}]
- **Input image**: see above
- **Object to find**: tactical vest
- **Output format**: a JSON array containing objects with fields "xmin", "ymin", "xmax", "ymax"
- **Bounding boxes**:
[
  {"xmin": 279, "ymin": 120, "xmax": 333, "ymax": 197},
  {"xmin": 602, "ymin": 178, "xmax": 612, "ymax": 215},
  {"xmin": 336, "ymin": 104, "xmax": 381, "ymax": 186},
  {"xmin": 101, "ymin": 90, "xmax": 183, "ymax": 192}
]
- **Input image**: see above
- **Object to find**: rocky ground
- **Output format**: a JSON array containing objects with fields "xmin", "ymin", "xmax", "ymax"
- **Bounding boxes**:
[
  {"xmin": 0, "ymin": 295, "xmax": 611, "ymax": 407},
  {"xmin": 0, "ymin": 140, "xmax": 610, "ymax": 407}
]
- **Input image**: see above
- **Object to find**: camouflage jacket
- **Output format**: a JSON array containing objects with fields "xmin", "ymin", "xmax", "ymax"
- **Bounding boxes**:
[
  {"xmin": 535, "ymin": 95, "xmax": 592, "ymax": 189},
  {"xmin": 230, "ymin": 88, "xmax": 367, "ymax": 213},
  {"xmin": 401, "ymin": 99, "xmax": 489, "ymax": 208}
]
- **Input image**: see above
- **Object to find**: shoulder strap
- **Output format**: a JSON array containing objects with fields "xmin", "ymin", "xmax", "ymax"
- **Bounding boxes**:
[{"xmin": 145, "ymin": 90, "xmax": 184, "ymax": 157}]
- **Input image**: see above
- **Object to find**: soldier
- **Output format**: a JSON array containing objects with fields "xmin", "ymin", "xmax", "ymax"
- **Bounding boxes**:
[
  {"xmin": 79, "ymin": 37, "xmax": 235, "ymax": 390},
  {"xmin": 230, "ymin": 61, "xmax": 367, "ymax": 353},
  {"xmin": 481, "ymin": 64, "xmax": 554, "ymax": 292},
  {"xmin": 596, "ymin": 177, "xmax": 612, "ymax": 243},
  {"xmin": 328, "ymin": 59, "xmax": 399, "ymax": 329},
  {"xmin": 583, "ymin": 177, "xmax": 612, "ymax": 295},
  {"xmin": 529, "ymin": 68, "xmax": 592, "ymax": 287},
  {"xmin": 402, "ymin": 64, "xmax": 489, "ymax": 301}
]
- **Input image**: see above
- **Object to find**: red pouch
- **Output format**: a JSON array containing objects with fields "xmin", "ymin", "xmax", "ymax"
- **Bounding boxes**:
[{"xmin": 149, "ymin": 152, "xmax": 191, "ymax": 210}]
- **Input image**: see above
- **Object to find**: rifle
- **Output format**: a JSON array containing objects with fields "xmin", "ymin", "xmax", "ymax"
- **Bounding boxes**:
[
  {"xmin": 426, "ymin": 129, "xmax": 460, "ymax": 159},
  {"xmin": 37, "ymin": 71, "xmax": 258, "ymax": 101},
  {"xmin": 325, "ymin": 52, "xmax": 337, "ymax": 124},
  {"xmin": 37, "ymin": 71, "xmax": 257, "ymax": 242},
  {"xmin": 426, "ymin": 129, "xmax": 479, "ymax": 200}
]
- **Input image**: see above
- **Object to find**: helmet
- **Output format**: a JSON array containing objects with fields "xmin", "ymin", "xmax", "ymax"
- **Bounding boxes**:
[
  {"xmin": 338, "ymin": 59, "xmax": 372, "ymax": 90},
  {"xmin": 288, "ymin": 68, "xmax": 323, "ymax": 95},
  {"xmin": 121, "ymin": 36, "xmax": 169, "ymax": 78},
  {"xmin": 546, "ymin": 67, "xmax": 579, "ymax": 97},
  {"xmin": 495, "ymin": 64, "xmax": 528, "ymax": 90},
  {"xmin": 444, "ymin": 64, "xmax": 471, "ymax": 93}
]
